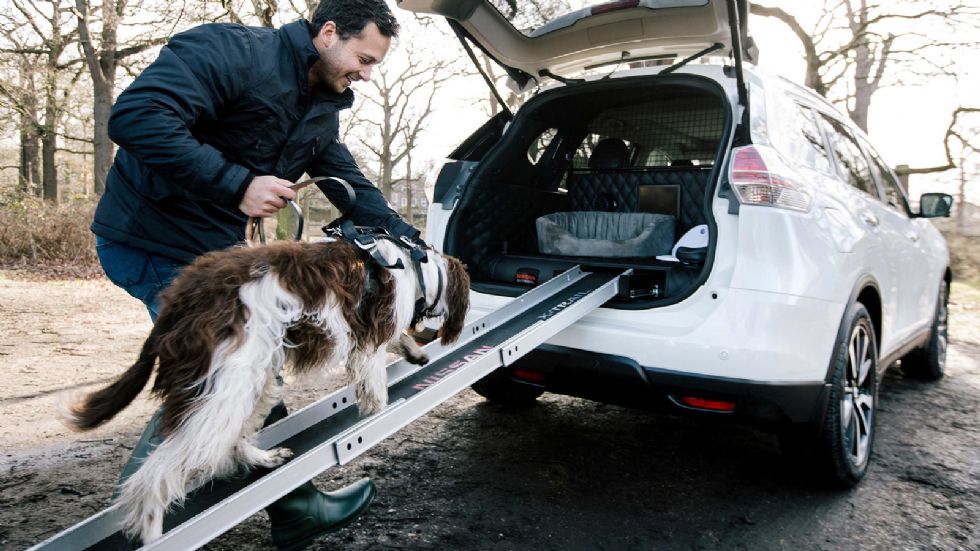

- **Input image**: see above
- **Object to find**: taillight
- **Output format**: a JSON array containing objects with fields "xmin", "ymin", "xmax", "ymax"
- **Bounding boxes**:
[{"xmin": 729, "ymin": 145, "xmax": 812, "ymax": 212}]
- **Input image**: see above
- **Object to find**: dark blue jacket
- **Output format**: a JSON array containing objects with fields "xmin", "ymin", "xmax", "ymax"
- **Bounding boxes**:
[{"xmin": 92, "ymin": 19, "xmax": 418, "ymax": 263}]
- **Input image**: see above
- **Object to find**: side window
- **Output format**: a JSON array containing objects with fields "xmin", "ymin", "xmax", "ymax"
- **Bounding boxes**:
[
  {"xmin": 766, "ymin": 91, "xmax": 832, "ymax": 174},
  {"xmin": 528, "ymin": 128, "xmax": 558, "ymax": 164},
  {"xmin": 797, "ymin": 106, "xmax": 833, "ymax": 174},
  {"xmin": 818, "ymin": 115, "xmax": 878, "ymax": 197},
  {"xmin": 572, "ymin": 133, "xmax": 601, "ymax": 168},
  {"xmin": 862, "ymin": 140, "xmax": 912, "ymax": 216},
  {"xmin": 641, "ymin": 148, "xmax": 672, "ymax": 167}
]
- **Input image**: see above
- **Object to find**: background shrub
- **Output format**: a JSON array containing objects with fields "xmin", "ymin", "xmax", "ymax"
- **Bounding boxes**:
[{"xmin": 0, "ymin": 192, "xmax": 100, "ymax": 278}]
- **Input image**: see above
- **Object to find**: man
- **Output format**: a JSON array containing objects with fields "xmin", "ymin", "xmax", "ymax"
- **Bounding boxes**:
[{"xmin": 91, "ymin": 1, "xmax": 416, "ymax": 548}]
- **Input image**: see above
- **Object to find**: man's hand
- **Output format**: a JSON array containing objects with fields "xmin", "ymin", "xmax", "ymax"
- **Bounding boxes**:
[{"xmin": 239, "ymin": 175, "xmax": 297, "ymax": 217}]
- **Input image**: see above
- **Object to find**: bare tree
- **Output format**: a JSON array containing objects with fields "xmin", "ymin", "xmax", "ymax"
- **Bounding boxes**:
[
  {"xmin": 18, "ymin": 60, "xmax": 43, "ymax": 195},
  {"xmin": 347, "ymin": 46, "xmax": 456, "ymax": 199},
  {"xmin": 480, "ymin": 0, "xmax": 571, "ymax": 114},
  {"xmin": 0, "ymin": 51, "xmax": 44, "ymax": 195},
  {"xmin": 212, "ymin": 0, "xmax": 302, "ymax": 27},
  {"xmin": 74, "ymin": 0, "xmax": 183, "ymax": 194},
  {"xmin": 942, "ymin": 108, "xmax": 980, "ymax": 233},
  {"xmin": 751, "ymin": 1, "xmax": 979, "ymax": 132},
  {"xmin": 0, "ymin": 0, "xmax": 84, "ymax": 202},
  {"xmin": 490, "ymin": 0, "xmax": 571, "ymax": 33}
]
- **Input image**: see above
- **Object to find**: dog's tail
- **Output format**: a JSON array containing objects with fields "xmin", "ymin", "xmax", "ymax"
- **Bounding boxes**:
[{"xmin": 63, "ymin": 326, "xmax": 161, "ymax": 431}]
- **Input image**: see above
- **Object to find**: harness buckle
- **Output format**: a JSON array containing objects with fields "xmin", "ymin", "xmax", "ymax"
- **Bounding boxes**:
[
  {"xmin": 353, "ymin": 236, "xmax": 377, "ymax": 251},
  {"xmin": 400, "ymin": 235, "xmax": 429, "ymax": 263}
]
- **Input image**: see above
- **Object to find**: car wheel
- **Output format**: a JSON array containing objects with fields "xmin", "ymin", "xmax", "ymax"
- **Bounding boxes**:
[
  {"xmin": 902, "ymin": 279, "xmax": 949, "ymax": 381},
  {"xmin": 471, "ymin": 369, "xmax": 544, "ymax": 406},
  {"xmin": 781, "ymin": 303, "xmax": 878, "ymax": 488}
]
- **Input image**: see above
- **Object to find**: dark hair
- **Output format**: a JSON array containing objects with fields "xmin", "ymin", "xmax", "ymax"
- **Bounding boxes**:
[{"xmin": 310, "ymin": 0, "xmax": 400, "ymax": 39}]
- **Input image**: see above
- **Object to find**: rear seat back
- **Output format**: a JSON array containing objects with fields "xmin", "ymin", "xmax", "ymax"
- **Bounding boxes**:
[
  {"xmin": 566, "ymin": 138, "xmax": 637, "ymax": 212},
  {"xmin": 563, "ymin": 139, "xmax": 711, "ymax": 234}
]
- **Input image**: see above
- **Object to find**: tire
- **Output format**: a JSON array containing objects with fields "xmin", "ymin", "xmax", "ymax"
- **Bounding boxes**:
[
  {"xmin": 902, "ymin": 279, "xmax": 949, "ymax": 381},
  {"xmin": 780, "ymin": 303, "xmax": 878, "ymax": 488},
  {"xmin": 471, "ymin": 369, "xmax": 544, "ymax": 406}
]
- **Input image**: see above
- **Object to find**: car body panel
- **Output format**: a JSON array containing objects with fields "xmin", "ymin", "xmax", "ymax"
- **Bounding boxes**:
[{"xmin": 463, "ymin": 283, "xmax": 844, "ymax": 383}]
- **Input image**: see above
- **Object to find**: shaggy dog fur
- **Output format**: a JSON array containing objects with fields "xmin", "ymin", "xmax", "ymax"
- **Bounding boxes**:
[{"xmin": 63, "ymin": 238, "xmax": 469, "ymax": 543}]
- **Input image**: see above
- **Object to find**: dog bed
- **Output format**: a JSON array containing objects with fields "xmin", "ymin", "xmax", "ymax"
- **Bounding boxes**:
[{"xmin": 535, "ymin": 211, "xmax": 676, "ymax": 257}]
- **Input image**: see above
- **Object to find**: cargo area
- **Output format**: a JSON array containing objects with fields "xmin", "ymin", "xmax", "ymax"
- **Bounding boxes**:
[{"xmin": 441, "ymin": 76, "xmax": 733, "ymax": 307}]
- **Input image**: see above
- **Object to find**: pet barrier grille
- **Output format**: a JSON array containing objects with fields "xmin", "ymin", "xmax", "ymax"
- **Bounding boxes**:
[{"xmin": 571, "ymin": 93, "xmax": 725, "ymax": 168}]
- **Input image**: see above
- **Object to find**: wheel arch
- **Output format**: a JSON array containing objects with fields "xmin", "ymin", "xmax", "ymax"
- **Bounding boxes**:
[
  {"xmin": 855, "ymin": 286, "xmax": 882, "ymax": 353},
  {"xmin": 824, "ymin": 275, "xmax": 881, "ymax": 384},
  {"xmin": 807, "ymin": 275, "xmax": 881, "ymax": 432}
]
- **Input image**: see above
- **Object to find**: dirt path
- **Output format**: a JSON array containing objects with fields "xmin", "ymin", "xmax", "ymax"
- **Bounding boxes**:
[{"xmin": 2, "ymin": 276, "xmax": 978, "ymax": 550}]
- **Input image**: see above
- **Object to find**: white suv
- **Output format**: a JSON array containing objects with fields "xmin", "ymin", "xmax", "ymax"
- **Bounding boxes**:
[{"xmin": 398, "ymin": 0, "xmax": 953, "ymax": 487}]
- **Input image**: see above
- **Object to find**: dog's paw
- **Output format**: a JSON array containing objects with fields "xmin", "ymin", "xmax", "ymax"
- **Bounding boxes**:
[
  {"xmin": 252, "ymin": 447, "xmax": 293, "ymax": 468},
  {"xmin": 390, "ymin": 332, "xmax": 429, "ymax": 365},
  {"xmin": 356, "ymin": 394, "xmax": 386, "ymax": 416}
]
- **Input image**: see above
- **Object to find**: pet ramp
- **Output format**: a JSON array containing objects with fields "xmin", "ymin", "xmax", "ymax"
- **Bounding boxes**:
[{"xmin": 29, "ymin": 266, "xmax": 626, "ymax": 551}]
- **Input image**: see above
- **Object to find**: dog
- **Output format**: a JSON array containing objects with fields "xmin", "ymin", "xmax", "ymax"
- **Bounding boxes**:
[{"xmin": 63, "ymin": 236, "xmax": 469, "ymax": 543}]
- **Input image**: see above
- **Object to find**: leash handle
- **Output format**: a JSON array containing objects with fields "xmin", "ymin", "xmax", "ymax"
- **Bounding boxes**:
[{"xmin": 246, "ymin": 176, "xmax": 354, "ymax": 247}]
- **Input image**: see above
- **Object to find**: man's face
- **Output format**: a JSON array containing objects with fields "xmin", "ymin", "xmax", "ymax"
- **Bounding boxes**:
[{"xmin": 311, "ymin": 21, "xmax": 390, "ymax": 94}]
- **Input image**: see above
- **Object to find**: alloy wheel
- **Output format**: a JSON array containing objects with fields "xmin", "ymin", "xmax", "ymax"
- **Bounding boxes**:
[
  {"xmin": 935, "ymin": 281, "xmax": 949, "ymax": 368},
  {"xmin": 841, "ymin": 322, "xmax": 875, "ymax": 468}
]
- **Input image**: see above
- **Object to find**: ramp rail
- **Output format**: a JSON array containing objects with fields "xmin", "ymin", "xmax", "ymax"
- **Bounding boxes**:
[{"xmin": 29, "ymin": 266, "xmax": 625, "ymax": 551}]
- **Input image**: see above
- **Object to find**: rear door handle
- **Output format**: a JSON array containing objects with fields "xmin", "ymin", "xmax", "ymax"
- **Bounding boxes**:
[
  {"xmin": 906, "ymin": 231, "xmax": 920, "ymax": 242},
  {"xmin": 861, "ymin": 212, "xmax": 879, "ymax": 227}
]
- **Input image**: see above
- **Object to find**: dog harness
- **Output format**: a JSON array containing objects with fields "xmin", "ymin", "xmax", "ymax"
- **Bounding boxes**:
[
  {"xmin": 323, "ymin": 218, "xmax": 443, "ymax": 328},
  {"xmin": 248, "ymin": 174, "xmax": 442, "ymax": 327}
]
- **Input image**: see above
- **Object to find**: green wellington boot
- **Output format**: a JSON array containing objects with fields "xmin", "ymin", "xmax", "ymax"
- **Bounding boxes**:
[
  {"xmin": 262, "ymin": 403, "xmax": 377, "ymax": 551},
  {"xmin": 266, "ymin": 477, "xmax": 376, "ymax": 551},
  {"xmin": 117, "ymin": 403, "xmax": 377, "ymax": 550}
]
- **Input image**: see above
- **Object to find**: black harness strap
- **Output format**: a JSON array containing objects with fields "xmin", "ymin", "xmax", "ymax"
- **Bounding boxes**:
[
  {"xmin": 317, "ymin": 176, "xmax": 440, "ymax": 325},
  {"xmin": 323, "ymin": 219, "xmax": 438, "ymax": 326}
]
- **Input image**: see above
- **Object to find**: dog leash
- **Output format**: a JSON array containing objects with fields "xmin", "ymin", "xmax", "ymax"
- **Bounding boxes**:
[{"xmin": 245, "ymin": 176, "xmax": 355, "ymax": 246}]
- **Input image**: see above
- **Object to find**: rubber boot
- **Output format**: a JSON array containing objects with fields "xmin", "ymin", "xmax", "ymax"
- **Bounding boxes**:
[
  {"xmin": 261, "ymin": 403, "xmax": 377, "ymax": 551},
  {"xmin": 116, "ymin": 404, "xmax": 376, "ymax": 551}
]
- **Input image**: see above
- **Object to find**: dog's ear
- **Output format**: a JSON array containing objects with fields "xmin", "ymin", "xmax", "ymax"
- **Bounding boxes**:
[{"xmin": 438, "ymin": 256, "xmax": 470, "ymax": 345}]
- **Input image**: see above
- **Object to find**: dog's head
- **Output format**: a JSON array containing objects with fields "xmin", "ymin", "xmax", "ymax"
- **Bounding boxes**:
[{"xmin": 418, "ymin": 251, "xmax": 470, "ymax": 345}]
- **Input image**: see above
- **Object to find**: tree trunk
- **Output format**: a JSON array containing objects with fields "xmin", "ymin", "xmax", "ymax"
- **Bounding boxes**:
[
  {"xmin": 41, "ymin": 132, "xmax": 58, "ymax": 203},
  {"xmin": 849, "ymin": 37, "xmax": 873, "ymax": 132},
  {"xmin": 380, "ymin": 96, "xmax": 394, "ymax": 198},
  {"xmin": 405, "ymin": 153, "xmax": 413, "ymax": 225},
  {"xmin": 42, "ymin": 67, "xmax": 59, "ymax": 203},
  {"xmin": 92, "ymin": 77, "xmax": 114, "ymax": 195},
  {"xmin": 958, "ymin": 154, "xmax": 967, "ymax": 235},
  {"xmin": 18, "ymin": 59, "xmax": 42, "ymax": 196},
  {"xmin": 20, "ymin": 119, "xmax": 41, "ymax": 196},
  {"xmin": 484, "ymin": 54, "xmax": 499, "ymax": 116}
]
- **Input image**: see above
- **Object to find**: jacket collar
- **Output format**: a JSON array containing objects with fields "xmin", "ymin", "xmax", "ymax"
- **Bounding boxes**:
[{"xmin": 281, "ymin": 19, "xmax": 355, "ymax": 109}]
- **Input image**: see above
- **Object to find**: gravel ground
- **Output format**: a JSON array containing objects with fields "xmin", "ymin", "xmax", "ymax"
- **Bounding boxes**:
[{"xmin": 1, "ymin": 275, "xmax": 978, "ymax": 550}]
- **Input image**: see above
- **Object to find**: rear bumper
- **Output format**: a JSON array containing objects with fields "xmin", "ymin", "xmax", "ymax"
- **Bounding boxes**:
[{"xmin": 504, "ymin": 344, "xmax": 831, "ymax": 427}]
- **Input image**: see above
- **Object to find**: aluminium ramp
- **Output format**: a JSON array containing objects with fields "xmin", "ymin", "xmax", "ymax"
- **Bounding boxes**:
[{"xmin": 29, "ymin": 266, "xmax": 625, "ymax": 551}]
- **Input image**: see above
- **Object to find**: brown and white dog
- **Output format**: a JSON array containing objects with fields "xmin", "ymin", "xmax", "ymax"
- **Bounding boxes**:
[{"xmin": 63, "ymin": 237, "xmax": 469, "ymax": 543}]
